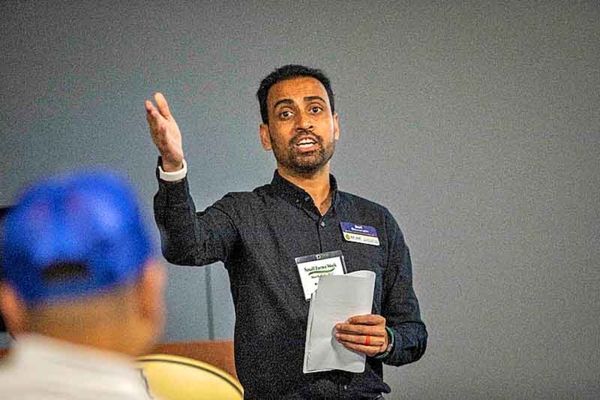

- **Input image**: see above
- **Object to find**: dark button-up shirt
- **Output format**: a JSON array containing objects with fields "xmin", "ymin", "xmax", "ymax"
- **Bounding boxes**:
[{"xmin": 154, "ymin": 170, "xmax": 427, "ymax": 399}]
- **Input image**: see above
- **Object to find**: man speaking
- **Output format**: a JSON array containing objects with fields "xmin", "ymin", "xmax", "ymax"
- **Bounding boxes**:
[{"xmin": 145, "ymin": 65, "xmax": 427, "ymax": 399}]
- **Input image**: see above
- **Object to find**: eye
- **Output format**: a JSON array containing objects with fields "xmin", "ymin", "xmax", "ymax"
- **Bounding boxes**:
[
  {"xmin": 309, "ymin": 106, "xmax": 323, "ymax": 114},
  {"xmin": 279, "ymin": 110, "xmax": 293, "ymax": 119}
]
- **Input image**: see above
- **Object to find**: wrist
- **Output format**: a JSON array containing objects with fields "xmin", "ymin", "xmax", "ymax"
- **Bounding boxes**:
[
  {"xmin": 161, "ymin": 158, "xmax": 184, "ymax": 172},
  {"xmin": 158, "ymin": 158, "xmax": 187, "ymax": 182},
  {"xmin": 374, "ymin": 326, "xmax": 394, "ymax": 360}
]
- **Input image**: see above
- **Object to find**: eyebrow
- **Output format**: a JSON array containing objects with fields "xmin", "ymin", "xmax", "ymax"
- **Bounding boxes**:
[{"xmin": 273, "ymin": 96, "xmax": 327, "ymax": 110}]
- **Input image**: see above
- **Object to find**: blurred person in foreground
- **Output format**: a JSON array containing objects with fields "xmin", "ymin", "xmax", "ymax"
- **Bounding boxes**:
[{"xmin": 0, "ymin": 171, "xmax": 166, "ymax": 399}]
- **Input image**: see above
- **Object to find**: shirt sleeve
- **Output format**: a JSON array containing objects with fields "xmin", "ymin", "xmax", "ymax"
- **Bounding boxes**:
[
  {"xmin": 380, "ymin": 211, "xmax": 428, "ymax": 366},
  {"xmin": 153, "ymin": 166, "xmax": 240, "ymax": 267}
]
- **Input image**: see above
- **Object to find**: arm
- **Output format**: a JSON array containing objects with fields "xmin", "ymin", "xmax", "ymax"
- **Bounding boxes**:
[
  {"xmin": 335, "ymin": 213, "xmax": 427, "ymax": 365},
  {"xmin": 153, "ymin": 175, "xmax": 240, "ymax": 267},
  {"xmin": 146, "ymin": 93, "xmax": 239, "ymax": 266},
  {"xmin": 377, "ymin": 214, "xmax": 427, "ymax": 365}
]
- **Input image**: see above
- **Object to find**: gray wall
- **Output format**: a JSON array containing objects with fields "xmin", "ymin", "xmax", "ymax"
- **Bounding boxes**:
[{"xmin": 1, "ymin": 1, "xmax": 598, "ymax": 398}]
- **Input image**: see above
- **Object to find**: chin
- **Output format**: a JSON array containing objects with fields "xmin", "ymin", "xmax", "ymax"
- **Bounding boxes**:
[{"xmin": 291, "ymin": 162, "xmax": 326, "ymax": 175}]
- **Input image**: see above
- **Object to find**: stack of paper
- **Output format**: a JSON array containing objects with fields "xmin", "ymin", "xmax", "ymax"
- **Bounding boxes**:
[{"xmin": 303, "ymin": 270, "xmax": 376, "ymax": 373}]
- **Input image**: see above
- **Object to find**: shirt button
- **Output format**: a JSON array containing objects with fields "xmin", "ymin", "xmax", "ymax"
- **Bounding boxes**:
[
  {"xmin": 320, "ymin": 221, "xmax": 325, "ymax": 228},
  {"xmin": 343, "ymin": 385, "xmax": 348, "ymax": 390}
]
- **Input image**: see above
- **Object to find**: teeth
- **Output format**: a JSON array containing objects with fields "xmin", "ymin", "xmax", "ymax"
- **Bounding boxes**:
[{"xmin": 298, "ymin": 139, "xmax": 315, "ymax": 145}]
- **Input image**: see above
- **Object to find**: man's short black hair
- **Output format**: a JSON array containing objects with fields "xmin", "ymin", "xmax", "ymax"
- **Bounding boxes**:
[{"xmin": 257, "ymin": 64, "xmax": 335, "ymax": 124}]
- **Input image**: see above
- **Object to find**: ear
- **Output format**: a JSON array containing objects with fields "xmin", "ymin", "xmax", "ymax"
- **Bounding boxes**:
[
  {"xmin": 0, "ymin": 282, "xmax": 27, "ymax": 336},
  {"xmin": 259, "ymin": 123, "xmax": 272, "ymax": 151},
  {"xmin": 137, "ymin": 260, "xmax": 167, "ymax": 329},
  {"xmin": 333, "ymin": 112, "xmax": 340, "ymax": 142}
]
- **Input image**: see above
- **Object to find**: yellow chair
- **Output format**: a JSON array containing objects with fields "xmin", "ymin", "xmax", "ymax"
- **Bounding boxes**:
[
  {"xmin": 137, "ymin": 354, "xmax": 244, "ymax": 400},
  {"xmin": 151, "ymin": 340, "xmax": 237, "ymax": 379}
]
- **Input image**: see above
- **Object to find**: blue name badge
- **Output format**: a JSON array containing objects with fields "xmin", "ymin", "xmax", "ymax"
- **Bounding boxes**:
[{"xmin": 340, "ymin": 222, "xmax": 380, "ymax": 246}]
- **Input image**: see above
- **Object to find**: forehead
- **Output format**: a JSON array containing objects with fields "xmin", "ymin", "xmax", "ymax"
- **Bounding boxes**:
[{"xmin": 267, "ymin": 77, "xmax": 330, "ymax": 108}]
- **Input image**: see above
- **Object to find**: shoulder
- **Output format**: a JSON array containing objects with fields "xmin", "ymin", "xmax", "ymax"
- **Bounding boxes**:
[
  {"xmin": 337, "ymin": 190, "xmax": 405, "ymax": 241},
  {"xmin": 221, "ymin": 182, "xmax": 272, "ymax": 201},
  {"xmin": 211, "ymin": 183, "xmax": 274, "ymax": 212},
  {"xmin": 338, "ymin": 190, "xmax": 393, "ymax": 218}
]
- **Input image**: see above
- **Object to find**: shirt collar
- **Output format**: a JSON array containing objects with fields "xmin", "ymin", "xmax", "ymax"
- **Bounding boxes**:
[
  {"xmin": 7, "ymin": 334, "xmax": 152, "ymax": 398},
  {"xmin": 270, "ymin": 170, "xmax": 340, "ymax": 209}
]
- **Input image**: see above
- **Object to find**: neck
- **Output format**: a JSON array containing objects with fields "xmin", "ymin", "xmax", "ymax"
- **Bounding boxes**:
[
  {"xmin": 24, "ymin": 292, "xmax": 153, "ymax": 357},
  {"xmin": 277, "ymin": 164, "xmax": 332, "ymax": 215}
]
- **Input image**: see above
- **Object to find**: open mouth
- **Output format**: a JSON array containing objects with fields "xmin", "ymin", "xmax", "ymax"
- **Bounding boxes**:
[{"xmin": 295, "ymin": 137, "xmax": 318, "ymax": 150}]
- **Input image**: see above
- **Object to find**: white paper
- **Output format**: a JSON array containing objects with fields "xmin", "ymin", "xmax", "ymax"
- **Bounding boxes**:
[{"xmin": 303, "ymin": 270, "xmax": 376, "ymax": 374}]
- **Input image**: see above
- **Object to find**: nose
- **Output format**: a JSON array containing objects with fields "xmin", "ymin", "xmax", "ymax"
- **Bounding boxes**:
[{"xmin": 296, "ymin": 111, "xmax": 313, "ymax": 132}]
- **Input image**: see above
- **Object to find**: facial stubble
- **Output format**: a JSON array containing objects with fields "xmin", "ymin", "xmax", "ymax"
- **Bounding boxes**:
[{"xmin": 269, "ymin": 131, "xmax": 336, "ymax": 175}]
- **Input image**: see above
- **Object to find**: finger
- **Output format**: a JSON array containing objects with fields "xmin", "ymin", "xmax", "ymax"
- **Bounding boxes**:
[
  {"xmin": 336, "ymin": 323, "xmax": 375, "ymax": 335},
  {"xmin": 335, "ymin": 321, "xmax": 387, "ymax": 335},
  {"xmin": 145, "ymin": 100, "xmax": 157, "ymax": 122},
  {"xmin": 144, "ymin": 99, "xmax": 155, "ymax": 113},
  {"xmin": 336, "ymin": 340, "xmax": 382, "ymax": 357},
  {"xmin": 154, "ymin": 92, "xmax": 172, "ymax": 119},
  {"xmin": 346, "ymin": 314, "xmax": 386, "ymax": 326},
  {"xmin": 145, "ymin": 102, "xmax": 161, "ymax": 132},
  {"xmin": 336, "ymin": 332, "xmax": 385, "ymax": 347}
]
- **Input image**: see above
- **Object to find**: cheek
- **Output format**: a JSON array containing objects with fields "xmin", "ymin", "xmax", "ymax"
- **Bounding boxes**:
[
  {"xmin": 316, "ymin": 117, "xmax": 335, "ymax": 133},
  {"xmin": 269, "ymin": 126, "xmax": 294, "ymax": 145}
]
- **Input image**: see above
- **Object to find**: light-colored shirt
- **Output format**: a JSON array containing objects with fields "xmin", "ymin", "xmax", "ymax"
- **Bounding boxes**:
[{"xmin": 0, "ymin": 334, "xmax": 153, "ymax": 400}]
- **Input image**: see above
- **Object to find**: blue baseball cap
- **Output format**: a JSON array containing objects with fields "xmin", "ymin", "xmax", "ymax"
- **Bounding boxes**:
[{"xmin": 1, "ymin": 170, "xmax": 154, "ymax": 306}]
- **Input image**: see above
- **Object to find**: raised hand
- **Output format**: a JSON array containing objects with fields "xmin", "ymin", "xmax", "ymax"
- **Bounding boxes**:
[{"xmin": 145, "ymin": 92, "xmax": 185, "ymax": 172}]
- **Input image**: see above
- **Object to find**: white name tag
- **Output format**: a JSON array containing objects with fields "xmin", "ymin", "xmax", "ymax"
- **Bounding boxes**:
[{"xmin": 295, "ymin": 250, "xmax": 346, "ymax": 301}]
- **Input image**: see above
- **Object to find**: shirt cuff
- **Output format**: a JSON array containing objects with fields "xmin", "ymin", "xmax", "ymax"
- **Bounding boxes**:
[
  {"xmin": 158, "ymin": 159, "xmax": 187, "ymax": 182},
  {"xmin": 374, "ymin": 326, "xmax": 395, "ymax": 360}
]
